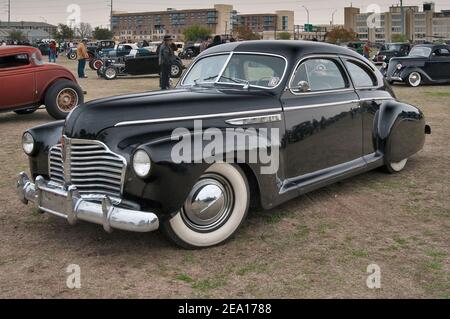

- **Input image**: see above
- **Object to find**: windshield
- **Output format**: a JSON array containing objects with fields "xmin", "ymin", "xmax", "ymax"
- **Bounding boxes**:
[
  {"xmin": 382, "ymin": 44, "xmax": 402, "ymax": 52},
  {"xmin": 182, "ymin": 53, "xmax": 286, "ymax": 89},
  {"xmin": 409, "ymin": 47, "xmax": 432, "ymax": 57}
]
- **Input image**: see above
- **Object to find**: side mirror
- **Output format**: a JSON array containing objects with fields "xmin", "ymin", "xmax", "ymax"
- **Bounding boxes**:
[{"xmin": 292, "ymin": 80, "xmax": 311, "ymax": 93}]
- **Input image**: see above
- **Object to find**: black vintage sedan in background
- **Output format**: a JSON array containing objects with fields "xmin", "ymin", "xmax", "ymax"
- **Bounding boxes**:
[
  {"xmin": 17, "ymin": 41, "xmax": 430, "ymax": 249},
  {"xmin": 383, "ymin": 44, "xmax": 450, "ymax": 86}
]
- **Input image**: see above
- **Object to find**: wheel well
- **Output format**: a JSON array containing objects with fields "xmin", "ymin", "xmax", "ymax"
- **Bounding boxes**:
[
  {"xmin": 238, "ymin": 164, "xmax": 261, "ymax": 209},
  {"xmin": 40, "ymin": 77, "xmax": 75, "ymax": 104}
]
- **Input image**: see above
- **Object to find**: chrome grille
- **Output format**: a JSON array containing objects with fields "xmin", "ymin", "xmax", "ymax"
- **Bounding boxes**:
[{"xmin": 49, "ymin": 138, "xmax": 126, "ymax": 198}]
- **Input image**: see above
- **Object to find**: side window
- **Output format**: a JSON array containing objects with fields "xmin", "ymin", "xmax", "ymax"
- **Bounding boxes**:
[
  {"xmin": 0, "ymin": 53, "xmax": 30, "ymax": 69},
  {"xmin": 344, "ymin": 60, "xmax": 377, "ymax": 87},
  {"xmin": 291, "ymin": 58, "xmax": 348, "ymax": 92},
  {"xmin": 434, "ymin": 48, "xmax": 450, "ymax": 56}
]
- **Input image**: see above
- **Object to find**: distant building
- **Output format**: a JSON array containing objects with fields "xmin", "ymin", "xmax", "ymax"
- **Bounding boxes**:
[
  {"xmin": 344, "ymin": 3, "xmax": 450, "ymax": 43},
  {"xmin": 112, "ymin": 5, "xmax": 294, "ymax": 41},
  {"xmin": 0, "ymin": 21, "xmax": 57, "ymax": 43}
]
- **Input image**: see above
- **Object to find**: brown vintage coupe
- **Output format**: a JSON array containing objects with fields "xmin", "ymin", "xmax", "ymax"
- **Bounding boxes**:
[{"xmin": 0, "ymin": 46, "xmax": 84, "ymax": 119}]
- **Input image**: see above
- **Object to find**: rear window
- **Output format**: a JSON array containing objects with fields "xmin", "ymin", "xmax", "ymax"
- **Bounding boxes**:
[{"xmin": 0, "ymin": 53, "xmax": 30, "ymax": 68}]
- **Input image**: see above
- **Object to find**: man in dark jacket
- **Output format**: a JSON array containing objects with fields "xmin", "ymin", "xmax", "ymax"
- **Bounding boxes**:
[{"xmin": 159, "ymin": 35, "xmax": 175, "ymax": 90}]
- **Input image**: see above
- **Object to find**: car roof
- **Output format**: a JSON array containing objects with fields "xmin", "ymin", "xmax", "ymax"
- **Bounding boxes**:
[
  {"xmin": 0, "ymin": 46, "xmax": 39, "ymax": 56},
  {"xmin": 199, "ymin": 40, "xmax": 364, "ymax": 60}
]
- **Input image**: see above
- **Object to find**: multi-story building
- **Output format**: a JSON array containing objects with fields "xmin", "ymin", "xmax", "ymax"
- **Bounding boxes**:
[
  {"xmin": 0, "ymin": 21, "xmax": 57, "ymax": 43},
  {"xmin": 344, "ymin": 3, "xmax": 450, "ymax": 44},
  {"xmin": 112, "ymin": 5, "xmax": 294, "ymax": 41},
  {"xmin": 112, "ymin": 4, "xmax": 236, "ymax": 42}
]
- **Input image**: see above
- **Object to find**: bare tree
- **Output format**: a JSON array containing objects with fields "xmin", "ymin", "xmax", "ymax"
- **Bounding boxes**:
[{"xmin": 77, "ymin": 23, "xmax": 93, "ymax": 39}]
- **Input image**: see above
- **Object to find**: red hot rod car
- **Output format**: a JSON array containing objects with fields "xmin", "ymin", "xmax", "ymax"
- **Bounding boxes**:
[{"xmin": 0, "ymin": 46, "xmax": 84, "ymax": 119}]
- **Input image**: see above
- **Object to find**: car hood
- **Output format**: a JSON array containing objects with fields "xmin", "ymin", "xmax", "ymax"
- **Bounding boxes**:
[{"xmin": 64, "ymin": 88, "xmax": 280, "ymax": 139}]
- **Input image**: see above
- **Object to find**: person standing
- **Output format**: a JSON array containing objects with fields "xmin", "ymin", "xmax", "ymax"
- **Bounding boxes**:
[
  {"xmin": 49, "ymin": 41, "xmax": 57, "ymax": 63},
  {"xmin": 363, "ymin": 42, "xmax": 371, "ymax": 59},
  {"xmin": 77, "ymin": 39, "xmax": 89, "ymax": 79},
  {"xmin": 158, "ymin": 35, "xmax": 175, "ymax": 90}
]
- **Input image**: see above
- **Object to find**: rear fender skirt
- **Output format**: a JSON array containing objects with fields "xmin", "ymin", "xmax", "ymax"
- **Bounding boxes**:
[{"xmin": 376, "ymin": 100, "xmax": 426, "ymax": 163}]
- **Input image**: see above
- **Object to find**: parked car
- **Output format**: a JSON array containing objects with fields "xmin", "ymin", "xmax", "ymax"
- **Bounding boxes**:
[
  {"xmin": 97, "ymin": 48, "xmax": 184, "ymax": 80},
  {"xmin": 383, "ymin": 44, "xmax": 450, "ymax": 86},
  {"xmin": 373, "ymin": 43, "xmax": 411, "ymax": 64},
  {"xmin": 178, "ymin": 44, "xmax": 201, "ymax": 59},
  {"xmin": 0, "ymin": 46, "xmax": 84, "ymax": 119},
  {"xmin": 89, "ymin": 43, "xmax": 139, "ymax": 71},
  {"xmin": 16, "ymin": 41, "xmax": 430, "ymax": 249}
]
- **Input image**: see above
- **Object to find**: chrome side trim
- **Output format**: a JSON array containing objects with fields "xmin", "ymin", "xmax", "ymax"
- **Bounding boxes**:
[
  {"xmin": 284, "ymin": 100, "xmax": 360, "ymax": 111},
  {"xmin": 284, "ymin": 97, "xmax": 394, "ymax": 111},
  {"xmin": 226, "ymin": 114, "xmax": 282, "ymax": 125},
  {"xmin": 115, "ymin": 108, "xmax": 282, "ymax": 127}
]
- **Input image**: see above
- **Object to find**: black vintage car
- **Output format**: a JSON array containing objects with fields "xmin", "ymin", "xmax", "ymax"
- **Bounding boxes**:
[
  {"xmin": 16, "ymin": 41, "xmax": 430, "ymax": 249},
  {"xmin": 383, "ymin": 44, "xmax": 450, "ymax": 86},
  {"xmin": 372, "ymin": 43, "xmax": 411, "ymax": 64},
  {"xmin": 97, "ymin": 48, "xmax": 184, "ymax": 80}
]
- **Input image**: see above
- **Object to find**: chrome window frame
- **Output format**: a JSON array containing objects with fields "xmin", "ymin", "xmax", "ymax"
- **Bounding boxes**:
[
  {"xmin": 341, "ymin": 57, "xmax": 381, "ymax": 90},
  {"xmin": 179, "ymin": 51, "xmax": 289, "ymax": 90},
  {"xmin": 287, "ymin": 54, "xmax": 353, "ymax": 96}
]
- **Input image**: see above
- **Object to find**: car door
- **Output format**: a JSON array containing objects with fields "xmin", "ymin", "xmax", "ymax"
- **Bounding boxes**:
[
  {"xmin": 341, "ymin": 57, "xmax": 394, "ymax": 159},
  {"xmin": 0, "ymin": 52, "xmax": 35, "ymax": 110},
  {"xmin": 281, "ymin": 56, "xmax": 362, "ymax": 181},
  {"xmin": 426, "ymin": 47, "xmax": 450, "ymax": 80}
]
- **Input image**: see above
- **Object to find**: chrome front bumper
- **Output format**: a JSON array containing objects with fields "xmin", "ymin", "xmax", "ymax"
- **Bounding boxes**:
[{"xmin": 16, "ymin": 172, "xmax": 159, "ymax": 233}]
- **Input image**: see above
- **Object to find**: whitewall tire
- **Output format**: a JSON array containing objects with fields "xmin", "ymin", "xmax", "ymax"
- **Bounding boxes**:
[
  {"xmin": 407, "ymin": 72, "xmax": 421, "ymax": 87},
  {"xmin": 164, "ymin": 164, "xmax": 250, "ymax": 249},
  {"xmin": 386, "ymin": 158, "xmax": 408, "ymax": 174}
]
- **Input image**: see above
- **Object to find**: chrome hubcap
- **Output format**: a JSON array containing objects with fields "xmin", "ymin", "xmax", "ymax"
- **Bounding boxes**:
[
  {"xmin": 409, "ymin": 72, "xmax": 420, "ymax": 86},
  {"xmin": 105, "ymin": 68, "xmax": 116, "ymax": 78},
  {"xmin": 171, "ymin": 65, "xmax": 180, "ymax": 76},
  {"xmin": 181, "ymin": 175, "xmax": 234, "ymax": 232}
]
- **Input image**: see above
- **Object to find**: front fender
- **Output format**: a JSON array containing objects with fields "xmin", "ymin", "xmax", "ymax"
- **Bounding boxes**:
[
  {"xmin": 26, "ymin": 121, "xmax": 65, "ymax": 178},
  {"xmin": 400, "ymin": 67, "xmax": 432, "ymax": 82},
  {"xmin": 376, "ymin": 101, "xmax": 426, "ymax": 163}
]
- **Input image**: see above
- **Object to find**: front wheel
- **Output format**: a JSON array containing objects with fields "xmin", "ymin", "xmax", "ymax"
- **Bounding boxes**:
[
  {"xmin": 163, "ymin": 164, "xmax": 250, "ymax": 249},
  {"xmin": 45, "ymin": 80, "xmax": 84, "ymax": 119},
  {"xmin": 68, "ymin": 52, "xmax": 77, "ymax": 60},
  {"xmin": 104, "ymin": 66, "xmax": 118, "ymax": 80},
  {"xmin": 407, "ymin": 72, "xmax": 422, "ymax": 87}
]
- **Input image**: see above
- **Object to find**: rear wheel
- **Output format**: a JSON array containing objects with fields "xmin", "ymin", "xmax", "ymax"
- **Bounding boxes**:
[
  {"xmin": 407, "ymin": 72, "xmax": 421, "ymax": 87},
  {"xmin": 163, "ymin": 164, "xmax": 250, "ymax": 249},
  {"xmin": 14, "ymin": 108, "xmax": 37, "ymax": 115},
  {"xmin": 45, "ymin": 80, "xmax": 84, "ymax": 119},
  {"xmin": 385, "ymin": 158, "xmax": 408, "ymax": 174},
  {"xmin": 170, "ymin": 63, "xmax": 183, "ymax": 78}
]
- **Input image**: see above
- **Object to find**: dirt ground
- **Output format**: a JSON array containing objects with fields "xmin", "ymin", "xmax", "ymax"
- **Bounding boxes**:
[{"xmin": 0, "ymin": 58, "xmax": 448, "ymax": 299}]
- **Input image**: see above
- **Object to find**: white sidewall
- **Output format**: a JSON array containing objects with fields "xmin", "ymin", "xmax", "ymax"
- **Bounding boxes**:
[{"xmin": 169, "ymin": 164, "xmax": 248, "ymax": 247}]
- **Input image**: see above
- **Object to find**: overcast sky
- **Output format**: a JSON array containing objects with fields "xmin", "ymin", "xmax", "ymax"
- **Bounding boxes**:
[{"xmin": 1, "ymin": 0, "xmax": 450, "ymax": 27}]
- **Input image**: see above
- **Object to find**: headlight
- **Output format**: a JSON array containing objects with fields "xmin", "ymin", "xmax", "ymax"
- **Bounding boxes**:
[
  {"xmin": 22, "ymin": 132, "xmax": 35, "ymax": 155},
  {"xmin": 133, "ymin": 150, "xmax": 151, "ymax": 178},
  {"xmin": 382, "ymin": 55, "xmax": 387, "ymax": 60},
  {"xmin": 382, "ymin": 62, "xmax": 388, "ymax": 69},
  {"xmin": 396, "ymin": 64, "xmax": 403, "ymax": 70}
]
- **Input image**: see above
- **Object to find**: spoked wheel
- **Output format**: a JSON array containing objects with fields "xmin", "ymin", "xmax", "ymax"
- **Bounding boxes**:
[
  {"xmin": 385, "ymin": 158, "xmax": 408, "ymax": 174},
  {"xmin": 45, "ymin": 80, "xmax": 84, "ymax": 119},
  {"xmin": 407, "ymin": 72, "xmax": 421, "ymax": 87},
  {"xmin": 164, "ymin": 164, "xmax": 250, "ymax": 249}
]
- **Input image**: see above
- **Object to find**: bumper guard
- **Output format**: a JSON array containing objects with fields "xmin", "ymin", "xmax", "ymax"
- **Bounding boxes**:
[{"xmin": 16, "ymin": 172, "xmax": 159, "ymax": 233}]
